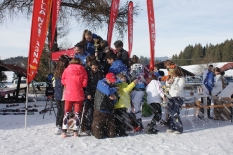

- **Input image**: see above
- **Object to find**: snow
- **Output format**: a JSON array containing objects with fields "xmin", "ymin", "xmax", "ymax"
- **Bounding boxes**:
[{"xmin": 1, "ymin": 94, "xmax": 233, "ymax": 155}]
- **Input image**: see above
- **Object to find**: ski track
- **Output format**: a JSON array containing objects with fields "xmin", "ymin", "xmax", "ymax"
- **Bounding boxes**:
[{"xmin": 1, "ymin": 101, "xmax": 233, "ymax": 155}]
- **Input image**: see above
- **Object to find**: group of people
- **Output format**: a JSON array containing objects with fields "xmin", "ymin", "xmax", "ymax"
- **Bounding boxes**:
[
  {"xmin": 202, "ymin": 65, "xmax": 229, "ymax": 119},
  {"xmin": 52, "ymin": 29, "xmax": 189, "ymax": 139}
]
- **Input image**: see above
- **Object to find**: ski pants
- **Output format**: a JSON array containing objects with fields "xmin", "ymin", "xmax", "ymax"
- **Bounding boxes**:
[
  {"xmin": 147, "ymin": 103, "xmax": 162, "ymax": 129},
  {"xmin": 167, "ymin": 97, "xmax": 183, "ymax": 133},
  {"xmin": 131, "ymin": 90, "xmax": 144, "ymax": 119},
  {"xmin": 83, "ymin": 99, "xmax": 94, "ymax": 131},
  {"xmin": 55, "ymin": 100, "xmax": 64, "ymax": 127},
  {"xmin": 92, "ymin": 110, "xmax": 115, "ymax": 139},
  {"xmin": 62, "ymin": 100, "xmax": 83, "ymax": 131}
]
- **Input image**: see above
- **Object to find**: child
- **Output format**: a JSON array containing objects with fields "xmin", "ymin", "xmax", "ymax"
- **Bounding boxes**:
[
  {"xmin": 130, "ymin": 63, "xmax": 147, "ymax": 131},
  {"xmin": 105, "ymin": 52, "xmax": 128, "ymax": 76},
  {"xmin": 146, "ymin": 75, "xmax": 166, "ymax": 134},
  {"xmin": 53, "ymin": 55, "xmax": 70, "ymax": 135},
  {"xmin": 61, "ymin": 58, "xmax": 88, "ymax": 138},
  {"xmin": 74, "ymin": 42, "xmax": 90, "ymax": 66},
  {"xmin": 92, "ymin": 73, "xmax": 118, "ymax": 139},
  {"xmin": 114, "ymin": 74, "xmax": 138, "ymax": 136},
  {"xmin": 83, "ymin": 60, "xmax": 104, "ymax": 135}
]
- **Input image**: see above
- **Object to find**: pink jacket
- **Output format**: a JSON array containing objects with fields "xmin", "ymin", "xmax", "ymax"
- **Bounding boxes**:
[{"xmin": 61, "ymin": 64, "xmax": 88, "ymax": 101}]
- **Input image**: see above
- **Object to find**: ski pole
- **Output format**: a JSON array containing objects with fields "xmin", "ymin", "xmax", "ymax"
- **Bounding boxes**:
[{"xmin": 78, "ymin": 101, "xmax": 86, "ymax": 136}]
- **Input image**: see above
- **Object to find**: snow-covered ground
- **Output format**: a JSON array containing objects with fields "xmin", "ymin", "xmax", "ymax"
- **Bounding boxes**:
[{"xmin": 1, "ymin": 94, "xmax": 233, "ymax": 155}]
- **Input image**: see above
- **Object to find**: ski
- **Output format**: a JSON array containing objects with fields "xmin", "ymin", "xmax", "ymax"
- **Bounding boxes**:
[{"xmin": 0, "ymin": 112, "xmax": 34, "ymax": 115}]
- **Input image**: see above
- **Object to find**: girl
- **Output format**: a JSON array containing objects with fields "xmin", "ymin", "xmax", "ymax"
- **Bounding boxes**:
[
  {"xmin": 53, "ymin": 55, "xmax": 70, "ymax": 135},
  {"xmin": 166, "ymin": 66, "xmax": 185, "ymax": 134},
  {"xmin": 61, "ymin": 58, "xmax": 88, "ymax": 138},
  {"xmin": 80, "ymin": 29, "xmax": 103, "ymax": 56},
  {"xmin": 146, "ymin": 75, "xmax": 166, "ymax": 134}
]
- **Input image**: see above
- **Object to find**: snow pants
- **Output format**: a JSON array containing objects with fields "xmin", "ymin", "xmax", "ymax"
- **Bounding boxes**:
[
  {"xmin": 166, "ymin": 97, "xmax": 184, "ymax": 133},
  {"xmin": 92, "ymin": 110, "xmax": 115, "ymax": 139}
]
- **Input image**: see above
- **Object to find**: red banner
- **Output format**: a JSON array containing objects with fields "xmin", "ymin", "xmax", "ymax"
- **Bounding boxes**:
[
  {"xmin": 128, "ymin": 1, "xmax": 133, "ymax": 57},
  {"xmin": 27, "ymin": 0, "xmax": 53, "ymax": 83},
  {"xmin": 146, "ymin": 0, "xmax": 156, "ymax": 71},
  {"xmin": 51, "ymin": 48, "xmax": 75, "ymax": 61},
  {"xmin": 107, "ymin": 0, "xmax": 120, "ymax": 45},
  {"xmin": 50, "ymin": 0, "xmax": 62, "ymax": 49}
]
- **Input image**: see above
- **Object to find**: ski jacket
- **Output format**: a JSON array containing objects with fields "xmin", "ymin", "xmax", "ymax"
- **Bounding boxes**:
[
  {"xmin": 109, "ymin": 60, "xmax": 128, "ymax": 76},
  {"xmin": 74, "ymin": 51, "xmax": 89, "ymax": 66},
  {"xmin": 94, "ymin": 79, "xmax": 117, "ymax": 113},
  {"xmin": 146, "ymin": 79, "xmax": 164, "ymax": 104},
  {"xmin": 84, "ymin": 33, "xmax": 103, "ymax": 55},
  {"xmin": 169, "ymin": 77, "xmax": 186, "ymax": 97},
  {"xmin": 85, "ymin": 67, "xmax": 105, "ymax": 98},
  {"xmin": 114, "ymin": 81, "xmax": 136, "ymax": 109},
  {"xmin": 116, "ymin": 48, "xmax": 129, "ymax": 69},
  {"xmin": 54, "ymin": 77, "xmax": 64, "ymax": 101},
  {"xmin": 204, "ymin": 71, "xmax": 215, "ymax": 92},
  {"xmin": 61, "ymin": 64, "xmax": 88, "ymax": 101},
  {"xmin": 211, "ymin": 74, "xmax": 223, "ymax": 96}
]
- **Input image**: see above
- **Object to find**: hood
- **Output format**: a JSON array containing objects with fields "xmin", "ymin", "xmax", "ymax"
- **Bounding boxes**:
[{"xmin": 66, "ymin": 64, "xmax": 83, "ymax": 75}]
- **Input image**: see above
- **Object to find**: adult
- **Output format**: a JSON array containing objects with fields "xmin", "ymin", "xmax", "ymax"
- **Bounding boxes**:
[{"xmin": 203, "ymin": 65, "xmax": 215, "ymax": 118}]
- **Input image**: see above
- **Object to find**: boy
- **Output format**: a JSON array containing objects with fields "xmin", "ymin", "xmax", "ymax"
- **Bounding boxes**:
[
  {"xmin": 92, "ymin": 73, "xmax": 118, "ymax": 139},
  {"xmin": 114, "ymin": 74, "xmax": 138, "ymax": 136},
  {"xmin": 105, "ymin": 52, "xmax": 128, "ymax": 76},
  {"xmin": 114, "ymin": 40, "xmax": 129, "ymax": 69},
  {"xmin": 83, "ymin": 60, "xmax": 104, "ymax": 135}
]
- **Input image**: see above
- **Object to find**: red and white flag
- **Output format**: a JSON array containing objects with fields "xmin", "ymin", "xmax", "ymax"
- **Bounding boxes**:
[
  {"xmin": 128, "ymin": 1, "xmax": 133, "ymax": 57},
  {"xmin": 146, "ymin": 0, "xmax": 156, "ymax": 71},
  {"xmin": 107, "ymin": 0, "xmax": 120, "ymax": 46},
  {"xmin": 27, "ymin": 0, "xmax": 53, "ymax": 83},
  {"xmin": 50, "ymin": 0, "xmax": 62, "ymax": 49}
]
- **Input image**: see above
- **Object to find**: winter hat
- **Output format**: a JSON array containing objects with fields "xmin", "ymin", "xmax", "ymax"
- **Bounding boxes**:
[{"xmin": 106, "ymin": 73, "xmax": 117, "ymax": 83}]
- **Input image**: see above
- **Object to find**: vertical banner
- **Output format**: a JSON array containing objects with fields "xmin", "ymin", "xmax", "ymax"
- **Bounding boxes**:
[
  {"xmin": 27, "ymin": 0, "xmax": 53, "ymax": 84},
  {"xmin": 50, "ymin": 0, "xmax": 62, "ymax": 49},
  {"xmin": 128, "ymin": 1, "xmax": 133, "ymax": 57},
  {"xmin": 146, "ymin": 0, "xmax": 156, "ymax": 71},
  {"xmin": 107, "ymin": 0, "xmax": 120, "ymax": 46}
]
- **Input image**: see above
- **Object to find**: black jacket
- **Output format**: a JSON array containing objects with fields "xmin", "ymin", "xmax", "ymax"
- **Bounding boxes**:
[
  {"xmin": 116, "ymin": 49, "xmax": 129, "ymax": 69},
  {"xmin": 85, "ymin": 67, "xmax": 105, "ymax": 97}
]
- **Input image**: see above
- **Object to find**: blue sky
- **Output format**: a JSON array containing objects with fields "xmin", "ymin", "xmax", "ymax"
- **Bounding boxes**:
[{"xmin": 0, "ymin": 0, "xmax": 233, "ymax": 60}]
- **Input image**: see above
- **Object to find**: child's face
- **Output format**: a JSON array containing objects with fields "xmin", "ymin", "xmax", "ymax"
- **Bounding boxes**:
[
  {"xmin": 107, "ymin": 58, "xmax": 114, "ymax": 65},
  {"xmin": 115, "ymin": 46, "xmax": 122, "ymax": 52},
  {"xmin": 120, "ymin": 76, "xmax": 126, "ymax": 82},
  {"xmin": 91, "ymin": 65, "xmax": 98, "ymax": 73},
  {"xmin": 85, "ymin": 34, "xmax": 92, "ymax": 42}
]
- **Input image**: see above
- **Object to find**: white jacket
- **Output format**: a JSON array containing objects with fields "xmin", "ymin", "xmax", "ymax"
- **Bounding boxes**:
[
  {"xmin": 169, "ymin": 77, "xmax": 186, "ymax": 97},
  {"xmin": 211, "ymin": 74, "xmax": 223, "ymax": 96},
  {"xmin": 146, "ymin": 80, "xmax": 164, "ymax": 104}
]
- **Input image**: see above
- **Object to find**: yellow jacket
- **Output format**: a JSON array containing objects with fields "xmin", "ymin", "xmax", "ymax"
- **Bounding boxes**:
[{"xmin": 114, "ymin": 81, "xmax": 136, "ymax": 109}]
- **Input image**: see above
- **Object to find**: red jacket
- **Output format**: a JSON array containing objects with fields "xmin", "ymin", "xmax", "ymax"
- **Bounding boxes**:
[{"xmin": 61, "ymin": 64, "xmax": 88, "ymax": 101}]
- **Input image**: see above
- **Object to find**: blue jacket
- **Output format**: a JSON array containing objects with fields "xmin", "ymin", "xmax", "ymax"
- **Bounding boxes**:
[
  {"xmin": 97, "ymin": 79, "xmax": 117, "ymax": 96},
  {"xmin": 109, "ymin": 60, "xmax": 128, "ymax": 75},
  {"xmin": 204, "ymin": 71, "xmax": 215, "ymax": 91},
  {"xmin": 74, "ymin": 51, "xmax": 89, "ymax": 65},
  {"xmin": 85, "ymin": 33, "xmax": 98, "ymax": 55},
  {"xmin": 94, "ymin": 79, "xmax": 117, "ymax": 113}
]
